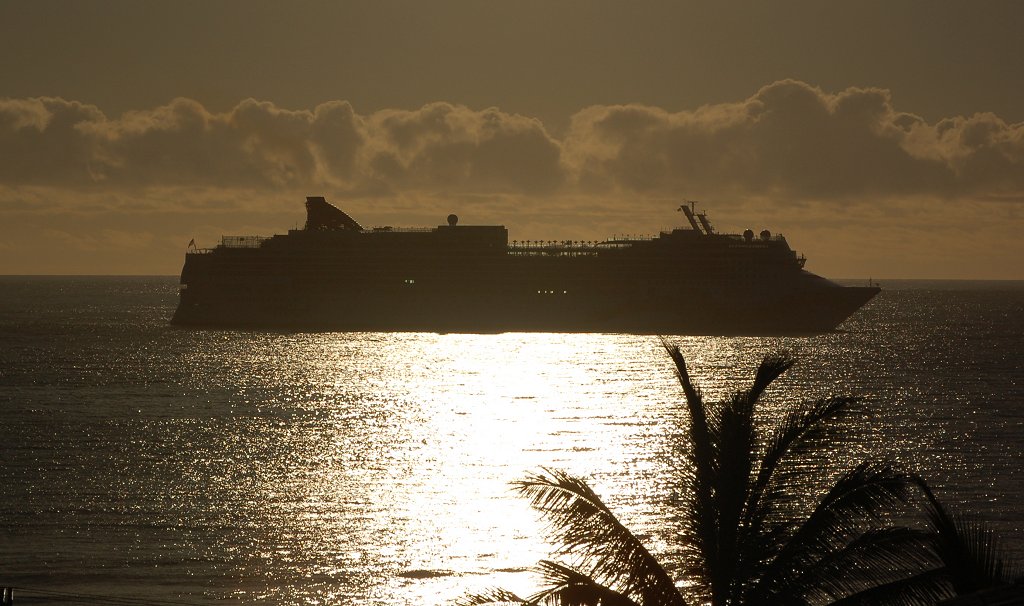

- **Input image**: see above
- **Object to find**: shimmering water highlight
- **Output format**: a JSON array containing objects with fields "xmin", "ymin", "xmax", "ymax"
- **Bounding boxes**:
[{"xmin": 1, "ymin": 277, "xmax": 1021, "ymax": 604}]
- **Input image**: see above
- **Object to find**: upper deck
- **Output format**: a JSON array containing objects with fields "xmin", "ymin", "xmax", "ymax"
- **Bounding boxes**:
[{"xmin": 186, "ymin": 196, "xmax": 804, "ymax": 270}]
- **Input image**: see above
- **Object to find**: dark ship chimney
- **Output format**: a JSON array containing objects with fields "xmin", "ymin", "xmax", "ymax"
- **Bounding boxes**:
[{"xmin": 304, "ymin": 196, "xmax": 363, "ymax": 231}]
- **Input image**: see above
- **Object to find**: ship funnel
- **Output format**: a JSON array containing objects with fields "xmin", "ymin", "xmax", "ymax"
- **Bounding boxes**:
[{"xmin": 304, "ymin": 196, "xmax": 363, "ymax": 231}]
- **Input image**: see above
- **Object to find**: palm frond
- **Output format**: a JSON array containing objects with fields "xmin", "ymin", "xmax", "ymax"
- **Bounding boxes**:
[
  {"xmin": 758, "ymin": 463, "xmax": 919, "ymax": 588},
  {"xmin": 755, "ymin": 527, "xmax": 942, "ymax": 604},
  {"xmin": 744, "ymin": 396, "xmax": 865, "ymax": 542},
  {"xmin": 513, "ymin": 468, "xmax": 684, "ymax": 605},
  {"xmin": 661, "ymin": 343, "xmax": 717, "ymax": 476},
  {"xmin": 708, "ymin": 392, "xmax": 757, "ymax": 606},
  {"xmin": 747, "ymin": 351, "xmax": 796, "ymax": 405},
  {"xmin": 661, "ymin": 342, "xmax": 718, "ymax": 583},
  {"xmin": 455, "ymin": 587, "xmax": 534, "ymax": 605},
  {"xmin": 661, "ymin": 340, "xmax": 705, "ymax": 414},
  {"xmin": 530, "ymin": 560, "xmax": 646, "ymax": 606},
  {"xmin": 917, "ymin": 480, "xmax": 1020, "ymax": 593},
  {"xmin": 822, "ymin": 568, "xmax": 952, "ymax": 606}
]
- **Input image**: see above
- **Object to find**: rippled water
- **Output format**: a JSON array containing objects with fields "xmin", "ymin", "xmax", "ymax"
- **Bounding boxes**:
[{"xmin": 1, "ymin": 277, "xmax": 1022, "ymax": 604}]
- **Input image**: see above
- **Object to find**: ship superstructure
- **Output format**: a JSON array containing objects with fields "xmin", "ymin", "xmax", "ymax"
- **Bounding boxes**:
[{"xmin": 172, "ymin": 196, "xmax": 878, "ymax": 334}]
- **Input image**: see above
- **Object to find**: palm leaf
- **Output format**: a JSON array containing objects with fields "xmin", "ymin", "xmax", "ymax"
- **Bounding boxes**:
[
  {"xmin": 708, "ymin": 392, "xmax": 757, "ymax": 606},
  {"xmin": 822, "ymin": 567, "xmax": 952, "ymax": 606},
  {"xmin": 744, "ymin": 396, "xmax": 866, "ymax": 549},
  {"xmin": 757, "ymin": 462, "xmax": 918, "ymax": 594},
  {"xmin": 513, "ymin": 468, "xmax": 684, "ymax": 605},
  {"xmin": 530, "ymin": 560, "xmax": 644, "ymax": 606},
  {"xmin": 661, "ymin": 343, "xmax": 715, "ymax": 483},
  {"xmin": 660, "ymin": 340, "xmax": 705, "ymax": 417},
  {"xmin": 747, "ymin": 351, "xmax": 796, "ymax": 405},
  {"xmin": 759, "ymin": 527, "xmax": 943, "ymax": 604},
  {"xmin": 696, "ymin": 353, "xmax": 792, "ymax": 605},
  {"xmin": 661, "ymin": 342, "xmax": 718, "ymax": 586},
  {"xmin": 917, "ymin": 480, "xmax": 1020, "ymax": 593},
  {"xmin": 456, "ymin": 588, "xmax": 534, "ymax": 605}
]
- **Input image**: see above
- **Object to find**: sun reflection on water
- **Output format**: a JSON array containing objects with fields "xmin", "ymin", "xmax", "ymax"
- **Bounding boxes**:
[
  {"xmin": 155, "ymin": 329, "xmax": 957, "ymax": 604},
  {"xmin": 4, "ymin": 281, "xmax": 1021, "ymax": 605}
]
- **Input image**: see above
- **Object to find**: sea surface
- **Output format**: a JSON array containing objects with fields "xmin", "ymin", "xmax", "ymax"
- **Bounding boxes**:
[{"xmin": 1, "ymin": 276, "xmax": 1022, "ymax": 605}]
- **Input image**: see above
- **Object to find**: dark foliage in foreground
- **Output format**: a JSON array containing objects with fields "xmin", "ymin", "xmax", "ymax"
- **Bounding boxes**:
[{"xmin": 458, "ymin": 344, "xmax": 1019, "ymax": 606}]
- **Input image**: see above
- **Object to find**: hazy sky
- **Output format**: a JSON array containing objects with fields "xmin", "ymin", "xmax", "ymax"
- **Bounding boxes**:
[{"xmin": 2, "ymin": 0, "xmax": 1022, "ymax": 278}]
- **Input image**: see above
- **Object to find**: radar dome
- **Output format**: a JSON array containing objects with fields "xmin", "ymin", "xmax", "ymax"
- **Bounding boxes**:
[
  {"xmin": 743, "ymin": 229, "xmax": 754, "ymax": 241},
  {"xmin": 447, "ymin": 214, "xmax": 458, "ymax": 226},
  {"xmin": 760, "ymin": 229, "xmax": 771, "ymax": 241}
]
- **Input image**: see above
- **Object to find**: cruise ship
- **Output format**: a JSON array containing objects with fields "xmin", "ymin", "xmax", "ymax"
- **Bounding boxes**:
[{"xmin": 171, "ymin": 196, "xmax": 879, "ymax": 334}]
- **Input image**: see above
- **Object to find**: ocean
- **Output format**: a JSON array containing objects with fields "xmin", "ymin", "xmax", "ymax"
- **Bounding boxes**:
[{"xmin": 1, "ymin": 276, "xmax": 1022, "ymax": 605}]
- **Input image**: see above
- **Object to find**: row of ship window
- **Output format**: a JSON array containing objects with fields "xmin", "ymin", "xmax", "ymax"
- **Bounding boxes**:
[{"xmin": 404, "ymin": 279, "xmax": 566, "ymax": 295}]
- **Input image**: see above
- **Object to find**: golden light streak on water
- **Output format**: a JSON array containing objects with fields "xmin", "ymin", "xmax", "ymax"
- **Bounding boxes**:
[
  {"xmin": 172, "ymin": 331, "xmax": 921, "ymax": 604},
  {"xmin": 4, "ymin": 279, "xmax": 1020, "ymax": 606},
  {"xmin": 194, "ymin": 333, "xmax": 658, "ymax": 602}
]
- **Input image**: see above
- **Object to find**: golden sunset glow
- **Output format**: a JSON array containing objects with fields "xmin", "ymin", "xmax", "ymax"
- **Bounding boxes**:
[
  {"xmin": 3, "ymin": 4, "xmax": 1022, "ymax": 605},
  {"xmin": 2, "ymin": 2, "xmax": 1022, "ymax": 278},
  {"xmin": 134, "ymin": 326, "xmax": 947, "ymax": 603}
]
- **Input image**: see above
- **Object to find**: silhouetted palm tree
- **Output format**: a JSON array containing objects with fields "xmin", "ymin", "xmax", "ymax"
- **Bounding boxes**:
[{"xmin": 459, "ymin": 345, "xmax": 967, "ymax": 606}]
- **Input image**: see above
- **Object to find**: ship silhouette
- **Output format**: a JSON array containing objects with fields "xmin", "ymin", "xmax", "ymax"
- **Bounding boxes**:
[{"xmin": 172, "ymin": 197, "xmax": 878, "ymax": 334}]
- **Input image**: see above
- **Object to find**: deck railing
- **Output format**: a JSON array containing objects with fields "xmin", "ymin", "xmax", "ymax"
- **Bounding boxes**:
[{"xmin": 220, "ymin": 236, "xmax": 271, "ymax": 248}]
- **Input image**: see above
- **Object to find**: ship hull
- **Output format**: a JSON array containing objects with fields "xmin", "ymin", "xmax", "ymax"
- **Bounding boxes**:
[{"xmin": 172, "ymin": 277, "xmax": 878, "ymax": 335}]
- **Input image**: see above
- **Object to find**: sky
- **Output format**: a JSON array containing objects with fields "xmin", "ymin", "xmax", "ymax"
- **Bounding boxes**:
[{"xmin": 1, "ymin": 0, "xmax": 1022, "ymax": 278}]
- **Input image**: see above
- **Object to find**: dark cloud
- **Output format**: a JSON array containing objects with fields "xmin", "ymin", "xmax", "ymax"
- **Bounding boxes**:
[
  {"xmin": 0, "ymin": 97, "xmax": 105, "ymax": 183},
  {"xmin": 0, "ymin": 97, "xmax": 564, "ymax": 195},
  {"xmin": 84, "ymin": 98, "xmax": 327, "ymax": 187},
  {"xmin": 2, "ymin": 81, "xmax": 1022, "ymax": 202},
  {"xmin": 4, "ymin": 82, "xmax": 1023, "ymax": 277},
  {"xmin": 309, "ymin": 101, "xmax": 364, "ymax": 183},
  {"xmin": 940, "ymin": 113, "xmax": 1024, "ymax": 192},
  {"xmin": 364, "ymin": 103, "xmax": 564, "ymax": 193},
  {"xmin": 565, "ymin": 80, "xmax": 1024, "ymax": 200}
]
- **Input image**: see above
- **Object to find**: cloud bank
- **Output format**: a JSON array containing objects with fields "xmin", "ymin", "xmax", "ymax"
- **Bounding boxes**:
[
  {"xmin": 2, "ymin": 80, "xmax": 1023, "ymax": 277},
  {"xmin": 3, "ymin": 79, "xmax": 1023, "ymax": 201}
]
